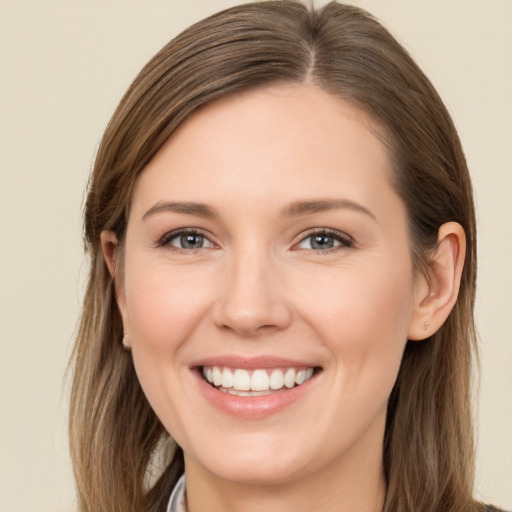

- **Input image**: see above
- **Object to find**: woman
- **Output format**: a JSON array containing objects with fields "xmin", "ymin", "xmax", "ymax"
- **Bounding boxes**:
[{"xmin": 69, "ymin": 2, "xmax": 505, "ymax": 511}]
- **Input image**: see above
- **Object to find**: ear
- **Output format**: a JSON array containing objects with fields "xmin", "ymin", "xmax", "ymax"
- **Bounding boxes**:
[
  {"xmin": 101, "ymin": 230, "xmax": 118, "ymax": 277},
  {"xmin": 408, "ymin": 222, "xmax": 466, "ymax": 341},
  {"xmin": 100, "ymin": 230, "xmax": 131, "ymax": 348}
]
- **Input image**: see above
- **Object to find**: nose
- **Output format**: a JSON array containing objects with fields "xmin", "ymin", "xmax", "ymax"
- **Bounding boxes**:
[{"xmin": 212, "ymin": 247, "xmax": 292, "ymax": 337}]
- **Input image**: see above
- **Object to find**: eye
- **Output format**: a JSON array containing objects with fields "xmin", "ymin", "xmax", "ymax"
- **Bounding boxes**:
[
  {"xmin": 159, "ymin": 229, "xmax": 214, "ymax": 250},
  {"xmin": 294, "ymin": 229, "xmax": 353, "ymax": 252}
]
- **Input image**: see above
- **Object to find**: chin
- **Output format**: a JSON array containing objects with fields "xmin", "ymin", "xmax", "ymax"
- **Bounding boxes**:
[
  {"xmin": 203, "ymin": 456, "xmax": 309, "ymax": 486},
  {"xmin": 184, "ymin": 430, "xmax": 329, "ymax": 487}
]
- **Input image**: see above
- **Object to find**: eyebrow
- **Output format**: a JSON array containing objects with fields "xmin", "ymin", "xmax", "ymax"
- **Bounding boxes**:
[
  {"xmin": 281, "ymin": 199, "xmax": 376, "ymax": 220},
  {"xmin": 142, "ymin": 201, "xmax": 218, "ymax": 220},
  {"xmin": 142, "ymin": 198, "xmax": 375, "ymax": 221}
]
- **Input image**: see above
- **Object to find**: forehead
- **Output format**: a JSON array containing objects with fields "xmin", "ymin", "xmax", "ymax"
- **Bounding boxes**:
[{"xmin": 131, "ymin": 83, "xmax": 398, "ymax": 220}]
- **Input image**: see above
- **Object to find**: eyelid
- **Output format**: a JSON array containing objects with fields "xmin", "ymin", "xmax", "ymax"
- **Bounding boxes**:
[
  {"xmin": 155, "ymin": 227, "xmax": 354, "ymax": 252},
  {"xmin": 291, "ymin": 227, "xmax": 354, "ymax": 251},
  {"xmin": 157, "ymin": 227, "xmax": 216, "ymax": 249}
]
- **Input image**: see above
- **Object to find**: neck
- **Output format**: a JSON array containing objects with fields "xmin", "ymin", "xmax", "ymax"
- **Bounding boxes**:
[{"xmin": 183, "ymin": 424, "xmax": 386, "ymax": 512}]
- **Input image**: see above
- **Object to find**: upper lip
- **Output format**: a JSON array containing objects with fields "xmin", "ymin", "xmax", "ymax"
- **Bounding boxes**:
[{"xmin": 191, "ymin": 355, "xmax": 321, "ymax": 370}]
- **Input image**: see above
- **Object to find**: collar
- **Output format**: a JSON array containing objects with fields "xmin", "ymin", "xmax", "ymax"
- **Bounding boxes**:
[{"xmin": 166, "ymin": 474, "xmax": 187, "ymax": 512}]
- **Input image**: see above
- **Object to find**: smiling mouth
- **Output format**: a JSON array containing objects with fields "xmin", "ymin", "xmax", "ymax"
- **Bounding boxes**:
[{"xmin": 201, "ymin": 366, "xmax": 320, "ymax": 396}]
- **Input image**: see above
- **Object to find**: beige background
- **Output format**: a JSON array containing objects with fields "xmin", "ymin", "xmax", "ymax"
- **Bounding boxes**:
[{"xmin": 0, "ymin": 1, "xmax": 510, "ymax": 511}]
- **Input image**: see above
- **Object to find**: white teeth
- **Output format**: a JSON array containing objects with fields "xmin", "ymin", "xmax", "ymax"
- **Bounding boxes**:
[
  {"xmin": 233, "ymin": 369, "xmax": 251, "ymax": 391},
  {"xmin": 251, "ymin": 369, "xmax": 270, "ymax": 391},
  {"xmin": 203, "ymin": 365, "xmax": 316, "ymax": 393},
  {"xmin": 221, "ymin": 368, "xmax": 233, "ymax": 388},
  {"xmin": 295, "ymin": 368, "xmax": 314, "ymax": 385},
  {"xmin": 269, "ymin": 369, "xmax": 285, "ymax": 390},
  {"xmin": 212, "ymin": 366, "xmax": 222, "ymax": 386},
  {"xmin": 284, "ymin": 368, "xmax": 296, "ymax": 388},
  {"xmin": 295, "ymin": 369, "xmax": 306, "ymax": 385},
  {"xmin": 226, "ymin": 388, "xmax": 271, "ymax": 397}
]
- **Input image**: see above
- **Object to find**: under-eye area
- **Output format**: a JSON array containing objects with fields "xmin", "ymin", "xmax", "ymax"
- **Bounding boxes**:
[{"xmin": 199, "ymin": 366, "xmax": 322, "ymax": 396}]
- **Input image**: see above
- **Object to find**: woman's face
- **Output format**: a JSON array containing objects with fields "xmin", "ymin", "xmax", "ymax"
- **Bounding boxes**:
[{"xmin": 115, "ymin": 84, "xmax": 426, "ymax": 486}]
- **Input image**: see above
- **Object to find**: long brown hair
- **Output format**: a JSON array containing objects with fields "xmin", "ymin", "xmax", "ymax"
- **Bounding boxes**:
[{"xmin": 69, "ymin": 2, "xmax": 481, "ymax": 511}]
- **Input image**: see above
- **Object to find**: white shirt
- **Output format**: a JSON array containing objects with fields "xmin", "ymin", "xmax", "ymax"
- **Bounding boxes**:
[{"xmin": 166, "ymin": 474, "xmax": 187, "ymax": 512}]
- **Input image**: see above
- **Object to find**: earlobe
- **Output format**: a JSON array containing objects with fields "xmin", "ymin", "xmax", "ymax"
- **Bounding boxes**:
[{"xmin": 408, "ymin": 222, "xmax": 466, "ymax": 341}]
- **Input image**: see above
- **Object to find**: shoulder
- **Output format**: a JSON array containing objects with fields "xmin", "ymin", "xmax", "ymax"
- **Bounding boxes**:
[{"xmin": 484, "ymin": 505, "xmax": 510, "ymax": 512}]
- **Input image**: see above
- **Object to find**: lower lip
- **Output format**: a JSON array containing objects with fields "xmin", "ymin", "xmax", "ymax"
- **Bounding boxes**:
[{"xmin": 193, "ymin": 369, "xmax": 319, "ymax": 419}]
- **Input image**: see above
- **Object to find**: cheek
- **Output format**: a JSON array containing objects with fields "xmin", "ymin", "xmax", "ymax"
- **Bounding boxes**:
[
  {"xmin": 298, "ymin": 263, "xmax": 414, "ymax": 387},
  {"xmin": 123, "ymin": 261, "xmax": 213, "ymax": 353},
  {"xmin": 301, "ymin": 258, "xmax": 413, "ymax": 333},
  {"xmin": 121, "ymin": 259, "xmax": 218, "ymax": 434}
]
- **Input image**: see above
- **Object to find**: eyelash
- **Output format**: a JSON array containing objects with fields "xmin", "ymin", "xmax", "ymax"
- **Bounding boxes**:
[
  {"xmin": 157, "ymin": 229, "xmax": 214, "ymax": 253},
  {"xmin": 293, "ymin": 228, "xmax": 354, "ymax": 253},
  {"xmin": 156, "ymin": 228, "xmax": 354, "ymax": 253}
]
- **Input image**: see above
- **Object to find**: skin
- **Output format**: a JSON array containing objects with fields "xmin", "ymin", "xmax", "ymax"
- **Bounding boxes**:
[{"xmin": 102, "ymin": 83, "xmax": 465, "ymax": 512}]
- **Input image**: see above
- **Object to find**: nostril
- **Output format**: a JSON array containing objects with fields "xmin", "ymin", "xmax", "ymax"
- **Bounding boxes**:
[{"xmin": 211, "ymin": 274, "xmax": 293, "ymax": 335}]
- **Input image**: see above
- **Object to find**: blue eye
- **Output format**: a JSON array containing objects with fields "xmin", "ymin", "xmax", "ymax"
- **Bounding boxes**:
[
  {"xmin": 296, "ymin": 230, "xmax": 352, "ymax": 251},
  {"xmin": 160, "ymin": 230, "xmax": 213, "ymax": 250}
]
